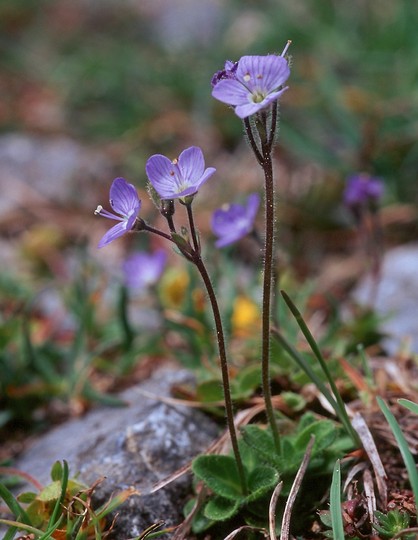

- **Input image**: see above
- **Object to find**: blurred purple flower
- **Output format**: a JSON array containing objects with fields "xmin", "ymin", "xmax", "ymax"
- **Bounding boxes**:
[
  {"xmin": 123, "ymin": 250, "xmax": 167, "ymax": 291},
  {"xmin": 95, "ymin": 177, "xmax": 141, "ymax": 248},
  {"xmin": 212, "ymin": 55, "xmax": 290, "ymax": 119},
  {"xmin": 146, "ymin": 146, "xmax": 216, "ymax": 200},
  {"xmin": 211, "ymin": 60, "xmax": 238, "ymax": 87},
  {"xmin": 212, "ymin": 193, "xmax": 260, "ymax": 247},
  {"xmin": 343, "ymin": 174, "xmax": 384, "ymax": 210}
]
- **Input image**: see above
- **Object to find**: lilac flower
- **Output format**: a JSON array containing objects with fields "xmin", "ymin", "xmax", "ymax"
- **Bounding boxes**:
[
  {"xmin": 212, "ymin": 193, "xmax": 260, "ymax": 247},
  {"xmin": 343, "ymin": 174, "xmax": 384, "ymax": 210},
  {"xmin": 145, "ymin": 146, "xmax": 216, "ymax": 200},
  {"xmin": 95, "ymin": 177, "xmax": 141, "ymax": 248},
  {"xmin": 212, "ymin": 55, "xmax": 290, "ymax": 119},
  {"xmin": 123, "ymin": 250, "xmax": 166, "ymax": 291},
  {"xmin": 211, "ymin": 60, "xmax": 238, "ymax": 87}
]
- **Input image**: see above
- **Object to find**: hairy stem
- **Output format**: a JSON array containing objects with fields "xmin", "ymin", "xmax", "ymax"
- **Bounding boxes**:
[
  {"xmin": 194, "ymin": 256, "xmax": 248, "ymax": 494},
  {"xmin": 260, "ymin": 144, "xmax": 281, "ymax": 452},
  {"xmin": 246, "ymin": 112, "xmax": 281, "ymax": 452}
]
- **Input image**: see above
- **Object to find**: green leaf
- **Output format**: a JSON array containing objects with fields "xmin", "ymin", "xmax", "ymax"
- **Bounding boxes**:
[
  {"xmin": 241, "ymin": 425, "xmax": 280, "ymax": 468},
  {"xmin": 16, "ymin": 492, "xmax": 37, "ymax": 504},
  {"xmin": 171, "ymin": 233, "xmax": 193, "ymax": 255},
  {"xmin": 245, "ymin": 466, "xmax": 279, "ymax": 502},
  {"xmin": 184, "ymin": 498, "xmax": 214, "ymax": 534},
  {"xmin": 196, "ymin": 379, "xmax": 224, "ymax": 402},
  {"xmin": 204, "ymin": 495, "xmax": 240, "ymax": 521},
  {"xmin": 377, "ymin": 397, "xmax": 418, "ymax": 512},
  {"xmin": 233, "ymin": 364, "xmax": 261, "ymax": 397},
  {"xmin": 330, "ymin": 460, "xmax": 345, "ymax": 540},
  {"xmin": 37, "ymin": 481, "xmax": 62, "ymax": 502},
  {"xmin": 295, "ymin": 419, "xmax": 336, "ymax": 454},
  {"xmin": 50, "ymin": 461, "xmax": 63, "ymax": 482},
  {"xmin": 192, "ymin": 455, "xmax": 244, "ymax": 500},
  {"xmin": 398, "ymin": 398, "xmax": 418, "ymax": 416},
  {"xmin": 0, "ymin": 481, "xmax": 31, "ymax": 525}
]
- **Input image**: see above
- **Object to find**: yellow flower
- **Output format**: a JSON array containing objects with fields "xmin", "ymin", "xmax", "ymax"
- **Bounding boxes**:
[
  {"xmin": 231, "ymin": 295, "xmax": 260, "ymax": 336},
  {"xmin": 159, "ymin": 267, "xmax": 190, "ymax": 308}
]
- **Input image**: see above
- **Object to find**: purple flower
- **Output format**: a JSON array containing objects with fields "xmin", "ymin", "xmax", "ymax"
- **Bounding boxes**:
[
  {"xmin": 145, "ymin": 146, "xmax": 216, "ymax": 200},
  {"xmin": 212, "ymin": 193, "xmax": 260, "ymax": 247},
  {"xmin": 211, "ymin": 60, "xmax": 238, "ymax": 87},
  {"xmin": 123, "ymin": 250, "xmax": 166, "ymax": 291},
  {"xmin": 212, "ymin": 55, "xmax": 290, "ymax": 119},
  {"xmin": 95, "ymin": 177, "xmax": 141, "ymax": 248},
  {"xmin": 343, "ymin": 174, "xmax": 384, "ymax": 209}
]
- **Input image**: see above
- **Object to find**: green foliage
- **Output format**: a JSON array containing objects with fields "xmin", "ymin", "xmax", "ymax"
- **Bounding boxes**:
[
  {"xmin": 192, "ymin": 453, "xmax": 278, "ymax": 525},
  {"xmin": 373, "ymin": 510, "xmax": 413, "ymax": 539},
  {"xmin": 378, "ymin": 397, "xmax": 418, "ymax": 513},
  {"xmin": 190, "ymin": 415, "xmax": 353, "ymax": 532},
  {"xmin": 0, "ymin": 461, "xmax": 137, "ymax": 539}
]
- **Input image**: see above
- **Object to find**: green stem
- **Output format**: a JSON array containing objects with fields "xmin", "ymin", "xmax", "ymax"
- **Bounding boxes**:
[{"xmin": 185, "ymin": 202, "xmax": 200, "ymax": 253}]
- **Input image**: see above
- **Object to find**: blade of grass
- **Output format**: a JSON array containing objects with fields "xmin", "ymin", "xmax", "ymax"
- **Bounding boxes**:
[
  {"xmin": 0, "ymin": 519, "xmax": 44, "ymax": 536},
  {"xmin": 398, "ymin": 398, "xmax": 418, "ymax": 416},
  {"xmin": 271, "ymin": 327, "xmax": 337, "ymax": 409},
  {"xmin": 40, "ymin": 460, "xmax": 69, "ymax": 540},
  {"xmin": 280, "ymin": 290, "xmax": 359, "ymax": 445},
  {"xmin": 0, "ymin": 482, "xmax": 31, "ymax": 525},
  {"xmin": 330, "ymin": 459, "xmax": 345, "ymax": 540},
  {"xmin": 377, "ymin": 397, "xmax": 418, "ymax": 512}
]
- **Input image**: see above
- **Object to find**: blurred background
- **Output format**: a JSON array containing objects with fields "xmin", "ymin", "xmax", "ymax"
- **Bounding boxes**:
[{"xmin": 1, "ymin": 0, "xmax": 418, "ymax": 447}]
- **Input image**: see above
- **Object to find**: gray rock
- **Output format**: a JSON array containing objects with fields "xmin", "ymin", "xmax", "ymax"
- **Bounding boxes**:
[
  {"xmin": 0, "ymin": 133, "xmax": 110, "ymax": 213},
  {"xmin": 11, "ymin": 367, "xmax": 219, "ymax": 538},
  {"xmin": 353, "ymin": 243, "xmax": 418, "ymax": 354}
]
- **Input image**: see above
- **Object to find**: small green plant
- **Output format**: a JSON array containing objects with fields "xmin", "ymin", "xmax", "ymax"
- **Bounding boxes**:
[
  {"xmin": 373, "ymin": 510, "xmax": 413, "ymax": 539},
  {"xmin": 0, "ymin": 461, "xmax": 138, "ymax": 539}
]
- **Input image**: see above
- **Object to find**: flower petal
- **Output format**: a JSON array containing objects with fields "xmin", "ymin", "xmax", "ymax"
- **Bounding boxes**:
[
  {"xmin": 212, "ymin": 79, "xmax": 250, "ymax": 106},
  {"xmin": 110, "ymin": 177, "xmax": 141, "ymax": 217},
  {"xmin": 98, "ymin": 221, "xmax": 128, "ymax": 248},
  {"xmin": 178, "ymin": 146, "xmax": 205, "ymax": 183},
  {"xmin": 237, "ymin": 55, "xmax": 290, "ymax": 93},
  {"xmin": 146, "ymin": 154, "xmax": 182, "ymax": 199}
]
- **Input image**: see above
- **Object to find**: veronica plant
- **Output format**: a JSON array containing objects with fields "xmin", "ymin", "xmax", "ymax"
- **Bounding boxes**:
[
  {"xmin": 212, "ymin": 42, "xmax": 291, "ymax": 451},
  {"xmin": 95, "ymin": 146, "xmax": 248, "ymax": 494}
]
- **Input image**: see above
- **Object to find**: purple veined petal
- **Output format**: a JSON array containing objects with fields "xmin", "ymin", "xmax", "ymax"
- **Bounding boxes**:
[
  {"xmin": 110, "ymin": 177, "xmax": 141, "ymax": 217},
  {"xmin": 146, "ymin": 154, "xmax": 182, "ymax": 199},
  {"xmin": 146, "ymin": 147, "xmax": 216, "ymax": 200},
  {"xmin": 212, "ymin": 79, "xmax": 250, "ymax": 106},
  {"xmin": 194, "ymin": 166, "xmax": 216, "ymax": 191},
  {"xmin": 234, "ymin": 87, "xmax": 288, "ymax": 119},
  {"xmin": 177, "ymin": 146, "xmax": 205, "ymax": 181},
  {"xmin": 236, "ymin": 55, "xmax": 290, "ymax": 93},
  {"xmin": 98, "ymin": 221, "xmax": 129, "ymax": 248}
]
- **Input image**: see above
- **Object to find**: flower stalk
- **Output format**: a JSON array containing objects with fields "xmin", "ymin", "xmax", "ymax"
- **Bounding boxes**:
[
  {"xmin": 186, "ymin": 202, "xmax": 247, "ymax": 494},
  {"xmin": 246, "ymin": 110, "xmax": 281, "ymax": 452}
]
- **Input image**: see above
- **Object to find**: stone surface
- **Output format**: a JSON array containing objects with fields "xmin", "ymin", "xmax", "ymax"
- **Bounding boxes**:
[
  {"xmin": 0, "ymin": 133, "xmax": 110, "ymax": 213},
  {"xmin": 353, "ymin": 243, "xmax": 418, "ymax": 355},
  {"xmin": 11, "ymin": 367, "xmax": 219, "ymax": 538}
]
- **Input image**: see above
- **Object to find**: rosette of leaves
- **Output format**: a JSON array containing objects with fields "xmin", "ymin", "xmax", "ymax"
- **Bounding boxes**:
[{"xmin": 190, "ymin": 413, "xmax": 353, "ymax": 533}]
